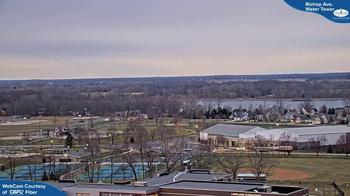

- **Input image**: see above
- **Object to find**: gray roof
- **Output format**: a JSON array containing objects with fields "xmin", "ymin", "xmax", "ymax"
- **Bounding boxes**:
[
  {"xmin": 201, "ymin": 124, "xmax": 266, "ymax": 137},
  {"xmin": 160, "ymin": 180, "xmax": 261, "ymax": 192},
  {"xmin": 145, "ymin": 172, "xmax": 178, "ymax": 186},
  {"xmin": 48, "ymin": 182, "xmax": 76, "ymax": 190},
  {"xmin": 145, "ymin": 172, "xmax": 231, "ymax": 186},
  {"xmin": 63, "ymin": 183, "xmax": 158, "ymax": 194},
  {"xmin": 176, "ymin": 173, "xmax": 230, "ymax": 181}
]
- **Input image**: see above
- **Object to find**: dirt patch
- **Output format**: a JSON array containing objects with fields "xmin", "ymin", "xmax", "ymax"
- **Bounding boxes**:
[
  {"xmin": 269, "ymin": 168, "xmax": 310, "ymax": 180},
  {"xmin": 238, "ymin": 168, "xmax": 310, "ymax": 181}
]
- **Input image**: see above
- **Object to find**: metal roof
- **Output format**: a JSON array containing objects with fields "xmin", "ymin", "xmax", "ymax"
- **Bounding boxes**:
[
  {"xmin": 200, "ymin": 124, "xmax": 266, "ymax": 137},
  {"xmin": 252, "ymin": 125, "xmax": 350, "ymax": 144}
]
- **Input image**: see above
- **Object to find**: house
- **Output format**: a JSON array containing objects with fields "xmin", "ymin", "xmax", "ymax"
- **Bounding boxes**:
[
  {"xmin": 282, "ymin": 111, "xmax": 298, "ymax": 123},
  {"xmin": 231, "ymin": 111, "xmax": 249, "ymax": 121},
  {"xmin": 310, "ymin": 115, "xmax": 322, "ymax": 125},
  {"xmin": 294, "ymin": 114, "xmax": 311, "ymax": 124},
  {"xmin": 255, "ymin": 114, "xmax": 264, "ymax": 122}
]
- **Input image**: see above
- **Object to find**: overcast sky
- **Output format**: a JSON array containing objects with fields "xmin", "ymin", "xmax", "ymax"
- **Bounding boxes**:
[{"xmin": 0, "ymin": 0, "xmax": 349, "ymax": 80}]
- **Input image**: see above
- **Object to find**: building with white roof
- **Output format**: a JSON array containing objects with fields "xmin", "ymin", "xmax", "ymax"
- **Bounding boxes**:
[
  {"xmin": 240, "ymin": 125, "xmax": 350, "ymax": 145},
  {"xmin": 200, "ymin": 124, "xmax": 350, "ymax": 148},
  {"xmin": 199, "ymin": 124, "xmax": 266, "ymax": 148}
]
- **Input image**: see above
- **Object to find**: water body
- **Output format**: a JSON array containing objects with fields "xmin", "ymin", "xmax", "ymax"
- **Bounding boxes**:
[{"xmin": 197, "ymin": 99, "xmax": 345, "ymax": 110}]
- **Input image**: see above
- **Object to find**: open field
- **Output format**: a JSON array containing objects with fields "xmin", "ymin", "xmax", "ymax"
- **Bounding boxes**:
[
  {"xmin": 270, "ymin": 157, "xmax": 350, "ymax": 196},
  {"xmin": 0, "ymin": 116, "xmax": 202, "ymax": 136},
  {"xmin": 0, "ymin": 116, "xmax": 72, "ymax": 137},
  {"xmin": 0, "ymin": 116, "xmax": 311, "ymax": 139},
  {"xmin": 213, "ymin": 156, "xmax": 350, "ymax": 182},
  {"xmin": 272, "ymin": 157, "xmax": 350, "ymax": 182},
  {"xmin": 213, "ymin": 156, "xmax": 350, "ymax": 195}
]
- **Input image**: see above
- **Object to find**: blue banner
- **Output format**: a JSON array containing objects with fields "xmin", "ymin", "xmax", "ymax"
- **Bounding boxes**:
[
  {"xmin": 0, "ymin": 180, "xmax": 66, "ymax": 196},
  {"xmin": 284, "ymin": 0, "xmax": 350, "ymax": 23}
]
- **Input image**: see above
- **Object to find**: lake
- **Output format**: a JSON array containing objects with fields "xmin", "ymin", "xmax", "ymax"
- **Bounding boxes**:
[{"xmin": 197, "ymin": 99, "xmax": 345, "ymax": 110}]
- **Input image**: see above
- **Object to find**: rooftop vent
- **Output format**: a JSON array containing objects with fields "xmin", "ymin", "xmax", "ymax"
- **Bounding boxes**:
[{"xmin": 134, "ymin": 181, "xmax": 148, "ymax": 187}]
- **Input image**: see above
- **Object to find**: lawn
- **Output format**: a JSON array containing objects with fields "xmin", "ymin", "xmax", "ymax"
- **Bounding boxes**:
[
  {"xmin": 211, "ymin": 154, "xmax": 350, "ymax": 195},
  {"xmin": 273, "ymin": 157, "xmax": 350, "ymax": 182}
]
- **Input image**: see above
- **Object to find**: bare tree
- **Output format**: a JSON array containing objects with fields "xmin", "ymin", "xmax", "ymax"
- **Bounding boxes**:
[
  {"xmin": 315, "ymin": 135, "xmax": 327, "ymax": 156},
  {"xmin": 164, "ymin": 143, "xmax": 184, "ymax": 173},
  {"xmin": 343, "ymin": 98, "xmax": 350, "ymax": 108},
  {"xmin": 160, "ymin": 136, "xmax": 184, "ymax": 173},
  {"xmin": 84, "ymin": 128, "xmax": 101, "ymax": 183},
  {"xmin": 133, "ymin": 123, "xmax": 149, "ymax": 179},
  {"xmin": 120, "ymin": 150, "xmax": 139, "ymax": 181},
  {"xmin": 319, "ymin": 105, "xmax": 328, "ymax": 114},
  {"xmin": 254, "ymin": 135, "xmax": 268, "ymax": 150},
  {"xmin": 299, "ymin": 100, "xmax": 314, "ymax": 114},
  {"xmin": 248, "ymin": 153, "xmax": 274, "ymax": 181},
  {"xmin": 144, "ymin": 143, "xmax": 158, "ymax": 177},
  {"xmin": 307, "ymin": 137, "xmax": 316, "ymax": 151},
  {"xmin": 8, "ymin": 156, "xmax": 16, "ymax": 180},
  {"xmin": 279, "ymin": 132, "xmax": 292, "ymax": 146},
  {"xmin": 275, "ymin": 99, "xmax": 285, "ymax": 114},
  {"xmin": 192, "ymin": 143, "xmax": 213, "ymax": 169},
  {"xmin": 336, "ymin": 135, "xmax": 349, "ymax": 156},
  {"xmin": 218, "ymin": 152, "xmax": 245, "ymax": 181}
]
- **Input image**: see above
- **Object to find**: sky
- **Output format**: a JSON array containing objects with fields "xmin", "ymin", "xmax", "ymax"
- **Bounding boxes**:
[{"xmin": 0, "ymin": 0, "xmax": 349, "ymax": 80}]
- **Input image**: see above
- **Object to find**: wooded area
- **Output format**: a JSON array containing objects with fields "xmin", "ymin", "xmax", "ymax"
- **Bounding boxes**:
[{"xmin": 1, "ymin": 73, "xmax": 350, "ymax": 116}]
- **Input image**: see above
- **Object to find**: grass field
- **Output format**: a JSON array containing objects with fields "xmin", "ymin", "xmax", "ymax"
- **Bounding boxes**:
[
  {"xmin": 0, "ymin": 116, "xmax": 72, "ymax": 137},
  {"xmin": 0, "ymin": 116, "xmax": 203, "ymax": 139},
  {"xmin": 273, "ymin": 157, "xmax": 350, "ymax": 182},
  {"xmin": 212, "ymin": 155, "xmax": 350, "ymax": 195},
  {"xmin": 272, "ymin": 157, "xmax": 350, "ymax": 195}
]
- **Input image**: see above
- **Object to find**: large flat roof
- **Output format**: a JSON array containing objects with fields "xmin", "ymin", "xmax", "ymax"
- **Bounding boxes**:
[
  {"xmin": 274, "ymin": 125, "xmax": 350, "ymax": 135},
  {"xmin": 251, "ymin": 125, "xmax": 350, "ymax": 144},
  {"xmin": 63, "ymin": 183, "xmax": 158, "ymax": 194},
  {"xmin": 145, "ymin": 172, "xmax": 231, "ymax": 186},
  {"xmin": 160, "ymin": 180, "xmax": 262, "ymax": 192},
  {"xmin": 201, "ymin": 124, "xmax": 266, "ymax": 137}
]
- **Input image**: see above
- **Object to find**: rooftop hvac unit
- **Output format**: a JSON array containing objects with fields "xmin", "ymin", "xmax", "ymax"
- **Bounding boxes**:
[{"xmin": 257, "ymin": 185, "xmax": 272, "ymax": 193}]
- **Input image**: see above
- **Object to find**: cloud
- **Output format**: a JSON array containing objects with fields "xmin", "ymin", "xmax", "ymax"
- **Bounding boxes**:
[
  {"xmin": 0, "ymin": 40, "xmax": 151, "ymax": 57},
  {"xmin": 0, "ymin": 0, "xmax": 349, "ymax": 79}
]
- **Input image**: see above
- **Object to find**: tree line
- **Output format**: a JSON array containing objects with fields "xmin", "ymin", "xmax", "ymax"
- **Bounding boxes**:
[{"xmin": 0, "ymin": 78, "xmax": 350, "ymax": 116}]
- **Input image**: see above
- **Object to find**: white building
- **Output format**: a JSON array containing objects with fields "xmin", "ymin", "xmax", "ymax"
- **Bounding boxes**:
[
  {"xmin": 200, "ymin": 124, "xmax": 350, "ymax": 147},
  {"xmin": 241, "ymin": 125, "xmax": 350, "ymax": 145}
]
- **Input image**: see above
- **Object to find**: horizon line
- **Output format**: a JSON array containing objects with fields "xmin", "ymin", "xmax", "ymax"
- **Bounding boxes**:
[{"xmin": 0, "ymin": 71, "xmax": 349, "ymax": 81}]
